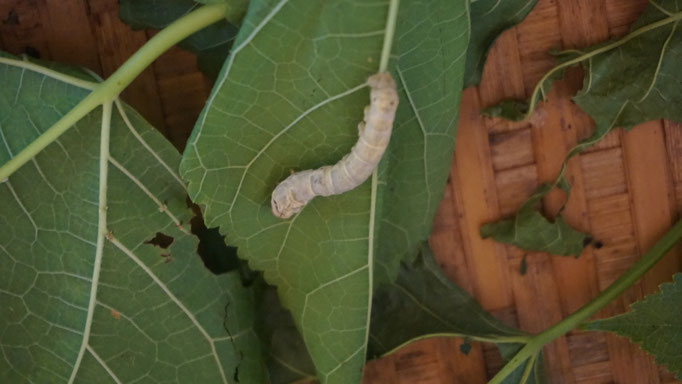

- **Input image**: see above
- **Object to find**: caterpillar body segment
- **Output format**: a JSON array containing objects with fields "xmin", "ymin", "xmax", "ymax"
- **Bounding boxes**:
[{"xmin": 271, "ymin": 72, "xmax": 399, "ymax": 219}]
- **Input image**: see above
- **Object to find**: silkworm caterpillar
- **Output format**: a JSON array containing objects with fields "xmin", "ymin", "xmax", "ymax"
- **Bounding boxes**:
[{"xmin": 271, "ymin": 72, "xmax": 398, "ymax": 219}]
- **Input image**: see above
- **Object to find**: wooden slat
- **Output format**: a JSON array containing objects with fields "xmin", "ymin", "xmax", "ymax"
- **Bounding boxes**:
[
  {"xmin": 0, "ymin": 0, "xmax": 51, "ymax": 58},
  {"xmin": 510, "ymin": 253, "xmax": 575, "ymax": 384},
  {"xmin": 566, "ymin": 331, "xmax": 609, "ymax": 368},
  {"xmin": 451, "ymin": 88, "xmax": 514, "ymax": 310},
  {"xmin": 430, "ymin": 178, "xmax": 476, "ymax": 293},
  {"xmin": 38, "ymin": 0, "xmax": 101, "ymax": 70},
  {"xmin": 580, "ymin": 149, "xmax": 627, "ymax": 199},
  {"xmin": 532, "ymin": 73, "xmax": 600, "ymax": 314},
  {"xmin": 89, "ymin": 4, "xmax": 166, "ymax": 132},
  {"xmin": 494, "ymin": 164, "xmax": 538, "ymax": 216},
  {"xmin": 151, "ymin": 41, "xmax": 211, "ymax": 150},
  {"xmin": 556, "ymin": 0, "xmax": 610, "ymax": 48},
  {"xmin": 489, "ymin": 127, "xmax": 535, "ymax": 172},
  {"xmin": 664, "ymin": 121, "xmax": 682, "ymax": 211},
  {"xmin": 514, "ymin": 0, "xmax": 562, "ymax": 93},
  {"xmin": 364, "ymin": 354, "xmax": 399, "ymax": 383},
  {"xmin": 604, "ymin": 0, "xmax": 648, "ymax": 36},
  {"xmin": 623, "ymin": 122, "xmax": 680, "ymax": 292}
]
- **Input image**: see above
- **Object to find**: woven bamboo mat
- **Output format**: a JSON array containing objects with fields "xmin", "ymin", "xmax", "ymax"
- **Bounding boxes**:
[{"xmin": 1, "ymin": 0, "xmax": 680, "ymax": 383}]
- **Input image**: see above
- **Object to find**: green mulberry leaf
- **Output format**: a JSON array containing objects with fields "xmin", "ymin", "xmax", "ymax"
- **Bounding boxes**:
[
  {"xmin": 584, "ymin": 274, "xmax": 682, "ymax": 380},
  {"xmin": 119, "ymin": 0, "xmax": 242, "ymax": 78},
  {"xmin": 465, "ymin": 0, "xmax": 538, "ymax": 87},
  {"xmin": 478, "ymin": 1, "xmax": 682, "ymax": 255},
  {"xmin": 369, "ymin": 243, "xmax": 546, "ymax": 384},
  {"xmin": 485, "ymin": 1, "xmax": 682, "ymax": 132},
  {"xmin": 0, "ymin": 53, "xmax": 265, "ymax": 383},
  {"xmin": 179, "ymin": 0, "xmax": 471, "ymax": 382},
  {"xmin": 480, "ymin": 184, "xmax": 588, "ymax": 257}
]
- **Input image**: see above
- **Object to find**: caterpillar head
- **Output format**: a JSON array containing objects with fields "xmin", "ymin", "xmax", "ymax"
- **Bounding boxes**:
[
  {"xmin": 367, "ymin": 72, "xmax": 398, "ymax": 114},
  {"xmin": 271, "ymin": 179, "xmax": 306, "ymax": 219}
]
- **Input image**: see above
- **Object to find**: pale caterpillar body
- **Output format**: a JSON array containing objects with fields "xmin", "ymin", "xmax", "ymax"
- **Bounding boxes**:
[{"xmin": 271, "ymin": 72, "xmax": 399, "ymax": 219}]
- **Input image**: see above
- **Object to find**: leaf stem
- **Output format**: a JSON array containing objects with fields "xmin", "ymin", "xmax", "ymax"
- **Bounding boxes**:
[
  {"xmin": 489, "ymin": 218, "xmax": 682, "ymax": 384},
  {"xmin": 380, "ymin": 333, "xmax": 531, "ymax": 358},
  {"xmin": 521, "ymin": 10, "xmax": 682, "ymax": 121},
  {"xmin": 69, "ymin": 102, "xmax": 112, "ymax": 383},
  {"xmin": 379, "ymin": 0, "xmax": 400, "ymax": 72},
  {"xmin": 0, "ymin": 3, "xmax": 228, "ymax": 181},
  {"xmin": 542, "ymin": 124, "xmax": 614, "ymax": 200},
  {"xmin": 365, "ymin": 0, "xmax": 400, "ymax": 360},
  {"xmin": 519, "ymin": 353, "xmax": 537, "ymax": 384}
]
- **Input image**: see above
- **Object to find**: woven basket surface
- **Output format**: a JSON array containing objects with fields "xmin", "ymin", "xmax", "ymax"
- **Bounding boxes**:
[{"xmin": 1, "ymin": 0, "xmax": 679, "ymax": 383}]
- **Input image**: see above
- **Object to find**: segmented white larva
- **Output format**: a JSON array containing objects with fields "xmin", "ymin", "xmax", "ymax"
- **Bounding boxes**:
[{"xmin": 271, "ymin": 72, "xmax": 399, "ymax": 219}]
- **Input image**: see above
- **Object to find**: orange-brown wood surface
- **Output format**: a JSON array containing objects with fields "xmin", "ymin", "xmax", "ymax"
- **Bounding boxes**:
[{"xmin": 1, "ymin": 0, "xmax": 680, "ymax": 383}]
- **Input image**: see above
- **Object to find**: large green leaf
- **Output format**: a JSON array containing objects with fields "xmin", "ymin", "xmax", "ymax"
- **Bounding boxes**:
[
  {"xmin": 368, "ymin": 243, "xmax": 525, "ymax": 356},
  {"xmin": 369, "ymin": 243, "xmax": 545, "ymax": 384},
  {"xmin": 119, "ymin": 0, "xmax": 241, "ymax": 78},
  {"xmin": 480, "ymin": 184, "xmax": 588, "ymax": 257},
  {"xmin": 255, "ymin": 242, "xmax": 547, "ymax": 384},
  {"xmin": 486, "ymin": 1, "xmax": 682, "ymax": 131},
  {"xmin": 257, "ymin": 285, "xmax": 317, "ymax": 384},
  {"xmin": 464, "ymin": 0, "xmax": 538, "ymax": 87},
  {"xmin": 180, "ymin": 0, "xmax": 470, "ymax": 382},
  {"xmin": 497, "ymin": 343, "xmax": 547, "ymax": 384},
  {"xmin": 480, "ymin": 2, "xmax": 682, "ymax": 255},
  {"xmin": 481, "ymin": 49, "xmax": 581, "ymax": 121},
  {"xmin": 573, "ymin": 1, "xmax": 682, "ymax": 135},
  {"xmin": 0, "ymin": 54, "xmax": 265, "ymax": 383},
  {"xmin": 196, "ymin": 0, "xmax": 250, "ymax": 22},
  {"xmin": 585, "ymin": 273, "xmax": 682, "ymax": 379},
  {"xmin": 374, "ymin": 0, "xmax": 470, "ymax": 284}
]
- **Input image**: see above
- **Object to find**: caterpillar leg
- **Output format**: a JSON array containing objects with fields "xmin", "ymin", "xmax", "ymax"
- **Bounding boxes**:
[{"xmin": 357, "ymin": 121, "xmax": 366, "ymax": 135}]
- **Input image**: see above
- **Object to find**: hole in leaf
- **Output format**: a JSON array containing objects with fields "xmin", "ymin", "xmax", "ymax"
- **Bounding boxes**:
[
  {"xmin": 187, "ymin": 199, "xmax": 258, "ymax": 286},
  {"xmin": 145, "ymin": 232, "xmax": 174, "ymax": 249}
]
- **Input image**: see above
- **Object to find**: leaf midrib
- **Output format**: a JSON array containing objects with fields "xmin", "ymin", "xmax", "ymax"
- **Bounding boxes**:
[{"xmin": 0, "ymin": 57, "xmax": 229, "ymax": 383}]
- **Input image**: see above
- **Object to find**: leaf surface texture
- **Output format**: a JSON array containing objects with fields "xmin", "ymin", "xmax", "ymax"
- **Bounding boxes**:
[
  {"xmin": 585, "ymin": 274, "xmax": 682, "ymax": 380},
  {"xmin": 119, "ymin": 0, "xmax": 241, "ymax": 78},
  {"xmin": 0, "ymin": 54, "xmax": 264, "ymax": 383},
  {"xmin": 465, "ymin": 0, "xmax": 538, "ymax": 87},
  {"xmin": 179, "ymin": 0, "xmax": 470, "ymax": 381}
]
